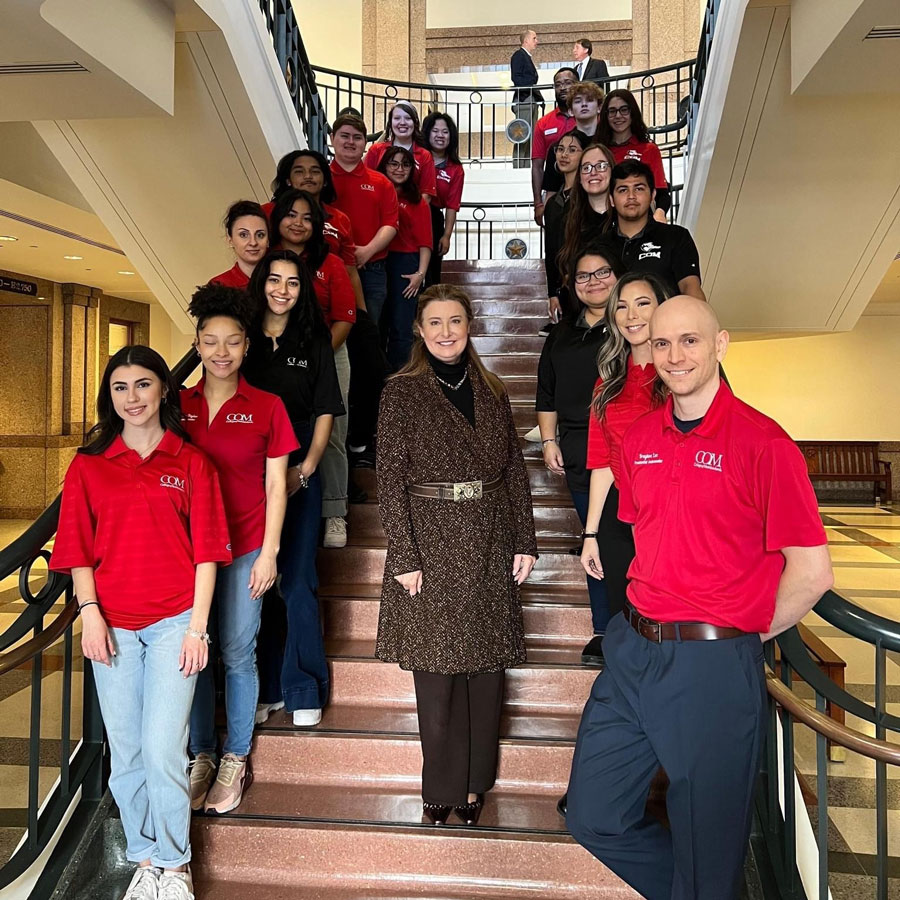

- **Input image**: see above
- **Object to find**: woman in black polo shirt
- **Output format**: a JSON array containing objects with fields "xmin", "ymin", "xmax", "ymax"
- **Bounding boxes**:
[
  {"xmin": 242, "ymin": 250, "xmax": 345, "ymax": 729},
  {"xmin": 536, "ymin": 241, "xmax": 625, "ymax": 666}
]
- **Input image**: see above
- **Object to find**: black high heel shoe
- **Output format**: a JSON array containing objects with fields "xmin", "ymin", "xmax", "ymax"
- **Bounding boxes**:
[
  {"xmin": 423, "ymin": 802, "xmax": 452, "ymax": 825},
  {"xmin": 454, "ymin": 794, "xmax": 484, "ymax": 826}
]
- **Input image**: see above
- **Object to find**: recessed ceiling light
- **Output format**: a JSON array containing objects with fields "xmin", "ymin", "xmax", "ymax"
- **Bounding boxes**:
[
  {"xmin": 117, "ymin": 270, "xmax": 136, "ymax": 276},
  {"xmin": 63, "ymin": 255, "xmax": 83, "ymax": 260},
  {"xmin": 38, "ymin": 296, "xmax": 45, "ymax": 300},
  {"xmin": 30, "ymin": 245, "xmax": 38, "ymax": 249},
  {"xmin": 0, "ymin": 235, "xmax": 17, "ymax": 242},
  {"xmin": 85, "ymin": 268, "xmax": 92, "ymax": 271}
]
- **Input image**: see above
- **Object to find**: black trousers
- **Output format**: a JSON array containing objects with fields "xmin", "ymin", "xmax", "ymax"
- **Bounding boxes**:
[
  {"xmin": 566, "ymin": 614, "xmax": 767, "ymax": 900},
  {"xmin": 412, "ymin": 669, "xmax": 504, "ymax": 805},
  {"xmin": 598, "ymin": 485, "xmax": 635, "ymax": 620},
  {"xmin": 426, "ymin": 206, "xmax": 445, "ymax": 288},
  {"xmin": 346, "ymin": 308, "xmax": 389, "ymax": 449}
]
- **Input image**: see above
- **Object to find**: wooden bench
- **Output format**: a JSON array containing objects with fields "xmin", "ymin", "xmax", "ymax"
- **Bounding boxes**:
[
  {"xmin": 774, "ymin": 622, "xmax": 847, "ymax": 762},
  {"xmin": 797, "ymin": 441, "xmax": 892, "ymax": 505}
]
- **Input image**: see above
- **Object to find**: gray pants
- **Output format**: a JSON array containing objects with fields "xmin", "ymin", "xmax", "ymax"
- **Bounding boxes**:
[
  {"xmin": 320, "ymin": 342, "xmax": 350, "ymax": 518},
  {"xmin": 511, "ymin": 100, "xmax": 539, "ymax": 168}
]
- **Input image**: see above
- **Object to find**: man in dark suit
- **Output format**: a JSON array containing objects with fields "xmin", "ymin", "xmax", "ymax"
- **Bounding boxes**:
[
  {"xmin": 573, "ymin": 38, "xmax": 609, "ymax": 84},
  {"xmin": 510, "ymin": 29, "xmax": 543, "ymax": 168}
]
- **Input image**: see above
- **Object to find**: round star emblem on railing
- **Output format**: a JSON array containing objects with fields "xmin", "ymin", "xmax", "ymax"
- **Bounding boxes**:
[{"xmin": 505, "ymin": 239, "xmax": 527, "ymax": 259}]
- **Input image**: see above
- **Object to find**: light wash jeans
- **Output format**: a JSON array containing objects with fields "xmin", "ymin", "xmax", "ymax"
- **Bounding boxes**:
[
  {"xmin": 190, "ymin": 548, "xmax": 262, "ymax": 758},
  {"xmin": 320, "ymin": 342, "xmax": 350, "ymax": 518},
  {"xmin": 92, "ymin": 608, "xmax": 196, "ymax": 868}
]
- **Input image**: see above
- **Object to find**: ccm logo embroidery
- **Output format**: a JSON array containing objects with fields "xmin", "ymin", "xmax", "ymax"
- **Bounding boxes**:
[
  {"xmin": 360, "ymin": 183, "xmax": 375, "ymax": 192},
  {"xmin": 286, "ymin": 357, "xmax": 308, "ymax": 368},
  {"xmin": 160, "ymin": 475, "xmax": 185, "ymax": 491},
  {"xmin": 638, "ymin": 241, "xmax": 662, "ymax": 261},
  {"xmin": 634, "ymin": 452, "xmax": 663, "ymax": 466},
  {"xmin": 226, "ymin": 413, "xmax": 253, "ymax": 424},
  {"xmin": 694, "ymin": 451, "xmax": 723, "ymax": 472}
]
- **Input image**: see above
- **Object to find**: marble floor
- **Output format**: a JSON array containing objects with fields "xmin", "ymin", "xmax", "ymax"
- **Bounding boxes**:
[{"xmin": 1, "ymin": 507, "xmax": 900, "ymax": 892}]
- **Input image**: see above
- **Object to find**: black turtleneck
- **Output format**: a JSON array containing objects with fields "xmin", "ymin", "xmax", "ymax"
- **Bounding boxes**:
[{"xmin": 427, "ymin": 350, "xmax": 475, "ymax": 428}]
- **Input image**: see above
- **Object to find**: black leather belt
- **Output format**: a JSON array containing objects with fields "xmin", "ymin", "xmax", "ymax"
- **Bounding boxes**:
[
  {"xmin": 624, "ymin": 603, "xmax": 748, "ymax": 643},
  {"xmin": 408, "ymin": 478, "xmax": 503, "ymax": 502}
]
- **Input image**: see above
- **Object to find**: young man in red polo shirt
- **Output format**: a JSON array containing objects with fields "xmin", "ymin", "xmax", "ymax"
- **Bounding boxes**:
[
  {"xmin": 531, "ymin": 67, "xmax": 577, "ymax": 226},
  {"xmin": 566, "ymin": 296, "xmax": 833, "ymax": 900}
]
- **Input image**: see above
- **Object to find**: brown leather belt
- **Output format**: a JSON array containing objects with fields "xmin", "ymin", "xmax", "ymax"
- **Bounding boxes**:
[
  {"xmin": 408, "ymin": 478, "xmax": 503, "ymax": 502},
  {"xmin": 624, "ymin": 603, "xmax": 748, "ymax": 643}
]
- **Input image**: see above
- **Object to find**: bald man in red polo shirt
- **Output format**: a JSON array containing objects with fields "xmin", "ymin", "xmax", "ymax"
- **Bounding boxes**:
[{"xmin": 566, "ymin": 297, "xmax": 833, "ymax": 900}]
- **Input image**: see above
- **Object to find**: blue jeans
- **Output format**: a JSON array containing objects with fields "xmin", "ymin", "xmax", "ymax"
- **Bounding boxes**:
[
  {"xmin": 385, "ymin": 250, "xmax": 420, "ymax": 370},
  {"xmin": 190, "ymin": 548, "xmax": 262, "ymax": 758},
  {"xmin": 92, "ymin": 608, "xmax": 196, "ymax": 868},
  {"xmin": 570, "ymin": 489, "xmax": 611, "ymax": 634},
  {"xmin": 258, "ymin": 466, "xmax": 330, "ymax": 711},
  {"xmin": 358, "ymin": 259, "xmax": 387, "ymax": 329}
]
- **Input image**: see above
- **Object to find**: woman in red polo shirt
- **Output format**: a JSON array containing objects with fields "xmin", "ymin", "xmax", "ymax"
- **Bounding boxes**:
[
  {"xmin": 50, "ymin": 345, "xmax": 231, "ymax": 900},
  {"xmin": 422, "ymin": 112, "xmax": 465, "ymax": 287},
  {"xmin": 364, "ymin": 101, "xmax": 437, "ymax": 202},
  {"xmin": 270, "ymin": 188, "xmax": 356, "ymax": 546},
  {"xmin": 597, "ymin": 90, "xmax": 670, "ymax": 222},
  {"xmin": 181, "ymin": 284, "xmax": 298, "ymax": 817},
  {"xmin": 377, "ymin": 147, "xmax": 433, "ymax": 369},
  {"xmin": 580, "ymin": 271, "xmax": 672, "ymax": 617},
  {"xmin": 210, "ymin": 200, "xmax": 269, "ymax": 288}
]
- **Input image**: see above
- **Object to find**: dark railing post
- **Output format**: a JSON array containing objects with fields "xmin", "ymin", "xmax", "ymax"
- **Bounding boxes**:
[{"xmin": 875, "ymin": 641, "xmax": 888, "ymax": 900}]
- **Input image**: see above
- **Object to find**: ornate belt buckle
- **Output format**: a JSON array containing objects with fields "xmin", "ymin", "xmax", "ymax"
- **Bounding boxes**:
[
  {"xmin": 452, "ymin": 480, "xmax": 483, "ymax": 502},
  {"xmin": 639, "ymin": 617, "xmax": 662, "ymax": 644}
]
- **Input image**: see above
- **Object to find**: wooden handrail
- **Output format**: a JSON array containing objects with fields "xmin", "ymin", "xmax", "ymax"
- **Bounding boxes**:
[
  {"xmin": 766, "ymin": 669, "xmax": 900, "ymax": 765},
  {"xmin": 0, "ymin": 600, "xmax": 78, "ymax": 677}
]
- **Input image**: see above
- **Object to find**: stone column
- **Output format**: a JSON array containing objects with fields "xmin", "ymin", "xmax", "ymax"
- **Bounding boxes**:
[
  {"xmin": 61, "ymin": 283, "xmax": 100, "ymax": 438},
  {"xmin": 361, "ymin": 0, "xmax": 426, "ymax": 83},
  {"xmin": 632, "ymin": 0, "xmax": 706, "ymax": 71}
]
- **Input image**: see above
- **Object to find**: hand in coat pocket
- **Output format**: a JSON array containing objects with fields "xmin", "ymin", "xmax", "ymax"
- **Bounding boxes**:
[{"xmin": 395, "ymin": 570, "xmax": 423, "ymax": 595}]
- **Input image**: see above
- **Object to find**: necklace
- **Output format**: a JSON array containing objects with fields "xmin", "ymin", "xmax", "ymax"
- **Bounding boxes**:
[{"xmin": 434, "ymin": 369, "xmax": 468, "ymax": 391}]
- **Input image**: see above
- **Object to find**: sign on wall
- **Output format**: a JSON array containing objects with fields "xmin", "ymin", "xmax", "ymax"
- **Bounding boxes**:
[{"xmin": 0, "ymin": 277, "xmax": 38, "ymax": 297}]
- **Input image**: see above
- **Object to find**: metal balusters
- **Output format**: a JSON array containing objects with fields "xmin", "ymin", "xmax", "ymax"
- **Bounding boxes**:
[
  {"xmin": 875, "ymin": 642, "xmax": 888, "ymax": 900},
  {"xmin": 815, "ymin": 690, "xmax": 828, "ymax": 900}
]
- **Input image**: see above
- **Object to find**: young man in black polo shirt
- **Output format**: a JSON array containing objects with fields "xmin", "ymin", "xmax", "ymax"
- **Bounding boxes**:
[{"xmin": 607, "ymin": 161, "xmax": 706, "ymax": 301}]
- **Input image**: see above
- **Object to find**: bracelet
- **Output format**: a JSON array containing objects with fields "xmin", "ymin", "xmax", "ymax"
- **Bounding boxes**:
[
  {"xmin": 541, "ymin": 438, "xmax": 557, "ymax": 446},
  {"xmin": 581, "ymin": 532, "xmax": 599, "ymax": 541},
  {"xmin": 185, "ymin": 627, "xmax": 211, "ymax": 645},
  {"xmin": 77, "ymin": 600, "xmax": 100, "ymax": 614}
]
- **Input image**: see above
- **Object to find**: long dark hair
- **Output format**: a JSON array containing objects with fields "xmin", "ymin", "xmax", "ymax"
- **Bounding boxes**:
[
  {"xmin": 422, "ymin": 112, "xmax": 462, "ymax": 165},
  {"xmin": 270, "ymin": 188, "xmax": 329, "ymax": 271},
  {"xmin": 80, "ymin": 346, "xmax": 188, "ymax": 456},
  {"xmin": 558, "ymin": 142, "xmax": 617, "ymax": 286},
  {"xmin": 393, "ymin": 284, "xmax": 505, "ymax": 399},
  {"xmin": 377, "ymin": 146, "xmax": 421, "ymax": 203},
  {"xmin": 598, "ymin": 89, "xmax": 650, "ymax": 146},
  {"xmin": 382, "ymin": 101, "xmax": 426, "ymax": 147},
  {"xmin": 592, "ymin": 271, "xmax": 671, "ymax": 421},
  {"xmin": 270, "ymin": 149, "xmax": 336, "ymax": 205},
  {"xmin": 248, "ymin": 250, "xmax": 329, "ymax": 348}
]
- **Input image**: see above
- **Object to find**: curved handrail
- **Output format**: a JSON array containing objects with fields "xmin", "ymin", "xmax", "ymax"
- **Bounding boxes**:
[
  {"xmin": 766, "ymin": 669, "xmax": 900, "ymax": 765},
  {"xmin": 312, "ymin": 58, "xmax": 698, "ymax": 94},
  {"xmin": 813, "ymin": 589, "xmax": 900, "ymax": 654},
  {"xmin": 0, "ymin": 599, "xmax": 78, "ymax": 676}
]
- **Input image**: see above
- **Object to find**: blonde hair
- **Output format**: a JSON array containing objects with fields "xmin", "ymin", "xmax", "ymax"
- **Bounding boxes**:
[{"xmin": 393, "ymin": 284, "xmax": 505, "ymax": 399}]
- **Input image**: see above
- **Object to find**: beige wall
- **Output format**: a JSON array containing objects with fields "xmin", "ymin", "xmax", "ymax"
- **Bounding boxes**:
[
  {"xmin": 292, "ymin": 0, "xmax": 363, "ymax": 72},
  {"xmin": 725, "ymin": 316, "xmax": 900, "ymax": 441},
  {"xmin": 425, "ymin": 0, "xmax": 631, "ymax": 29}
]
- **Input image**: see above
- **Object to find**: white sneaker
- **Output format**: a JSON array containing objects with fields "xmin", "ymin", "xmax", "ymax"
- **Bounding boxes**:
[
  {"xmin": 123, "ymin": 865, "xmax": 161, "ymax": 900},
  {"xmin": 323, "ymin": 516, "xmax": 347, "ymax": 548},
  {"xmin": 524, "ymin": 425, "xmax": 542, "ymax": 442},
  {"xmin": 255, "ymin": 701, "xmax": 285, "ymax": 724},
  {"xmin": 158, "ymin": 870, "xmax": 194, "ymax": 900},
  {"xmin": 292, "ymin": 708, "xmax": 322, "ymax": 727}
]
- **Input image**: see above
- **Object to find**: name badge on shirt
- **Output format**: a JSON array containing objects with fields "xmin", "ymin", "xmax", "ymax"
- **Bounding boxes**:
[{"xmin": 545, "ymin": 127, "xmax": 558, "ymax": 136}]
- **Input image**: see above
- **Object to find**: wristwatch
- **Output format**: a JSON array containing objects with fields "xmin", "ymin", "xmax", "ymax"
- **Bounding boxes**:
[{"xmin": 580, "ymin": 531, "xmax": 599, "ymax": 541}]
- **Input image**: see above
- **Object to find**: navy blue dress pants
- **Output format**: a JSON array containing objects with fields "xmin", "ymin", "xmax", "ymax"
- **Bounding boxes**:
[{"xmin": 566, "ymin": 613, "xmax": 767, "ymax": 900}]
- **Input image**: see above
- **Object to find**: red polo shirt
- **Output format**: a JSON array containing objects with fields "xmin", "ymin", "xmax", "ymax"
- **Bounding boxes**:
[
  {"xmin": 329, "ymin": 161, "xmax": 399, "ymax": 261},
  {"xmin": 210, "ymin": 263, "xmax": 250, "ymax": 289},
  {"xmin": 609, "ymin": 136, "xmax": 669, "ymax": 189},
  {"xmin": 308, "ymin": 252, "xmax": 357, "ymax": 326},
  {"xmin": 322, "ymin": 203, "xmax": 356, "ymax": 265},
  {"xmin": 617, "ymin": 382, "xmax": 826, "ymax": 632},
  {"xmin": 180, "ymin": 377, "xmax": 298, "ymax": 557},
  {"xmin": 532, "ymin": 108, "xmax": 576, "ymax": 161},
  {"xmin": 586, "ymin": 358, "xmax": 658, "ymax": 483},
  {"xmin": 363, "ymin": 142, "xmax": 438, "ymax": 197},
  {"xmin": 390, "ymin": 196, "xmax": 433, "ymax": 254},
  {"xmin": 50, "ymin": 432, "xmax": 231, "ymax": 630},
  {"xmin": 432, "ymin": 161, "xmax": 465, "ymax": 212}
]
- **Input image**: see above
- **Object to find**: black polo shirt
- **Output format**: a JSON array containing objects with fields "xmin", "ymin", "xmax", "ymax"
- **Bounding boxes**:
[
  {"xmin": 243, "ymin": 323, "xmax": 345, "ymax": 466},
  {"xmin": 535, "ymin": 308, "xmax": 608, "ymax": 493},
  {"xmin": 607, "ymin": 217, "xmax": 701, "ymax": 295}
]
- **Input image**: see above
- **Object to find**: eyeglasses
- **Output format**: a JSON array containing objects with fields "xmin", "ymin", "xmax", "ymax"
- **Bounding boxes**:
[
  {"xmin": 574, "ymin": 267, "xmax": 613, "ymax": 284},
  {"xmin": 607, "ymin": 105, "xmax": 631, "ymax": 118},
  {"xmin": 386, "ymin": 160, "xmax": 413, "ymax": 169},
  {"xmin": 580, "ymin": 161, "xmax": 611, "ymax": 174}
]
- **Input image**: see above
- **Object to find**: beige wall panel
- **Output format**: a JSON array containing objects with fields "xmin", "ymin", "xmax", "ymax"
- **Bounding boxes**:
[
  {"xmin": 293, "ymin": 0, "xmax": 363, "ymax": 72},
  {"xmin": 425, "ymin": 0, "xmax": 631, "ymax": 29},
  {"xmin": 0, "ymin": 306, "xmax": 48, "ymax": 436},
  {"xmin": 0, "ymin": 448, "xmax": 47, "ymax": 514}
]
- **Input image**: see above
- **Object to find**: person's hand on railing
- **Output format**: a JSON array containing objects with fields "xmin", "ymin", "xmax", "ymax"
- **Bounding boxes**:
[
  {"xmin": 81, "ymin": 605, "xmax": 116, "ymax": 667},
  {"xmin": 402, "ymin": 271, "xmax": 425, "ymax": 299}
]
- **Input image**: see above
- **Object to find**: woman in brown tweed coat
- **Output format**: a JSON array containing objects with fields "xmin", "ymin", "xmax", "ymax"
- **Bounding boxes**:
[{"xmin": 376, "ymin": 284, "xmax": 538, "ymax": 827}]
